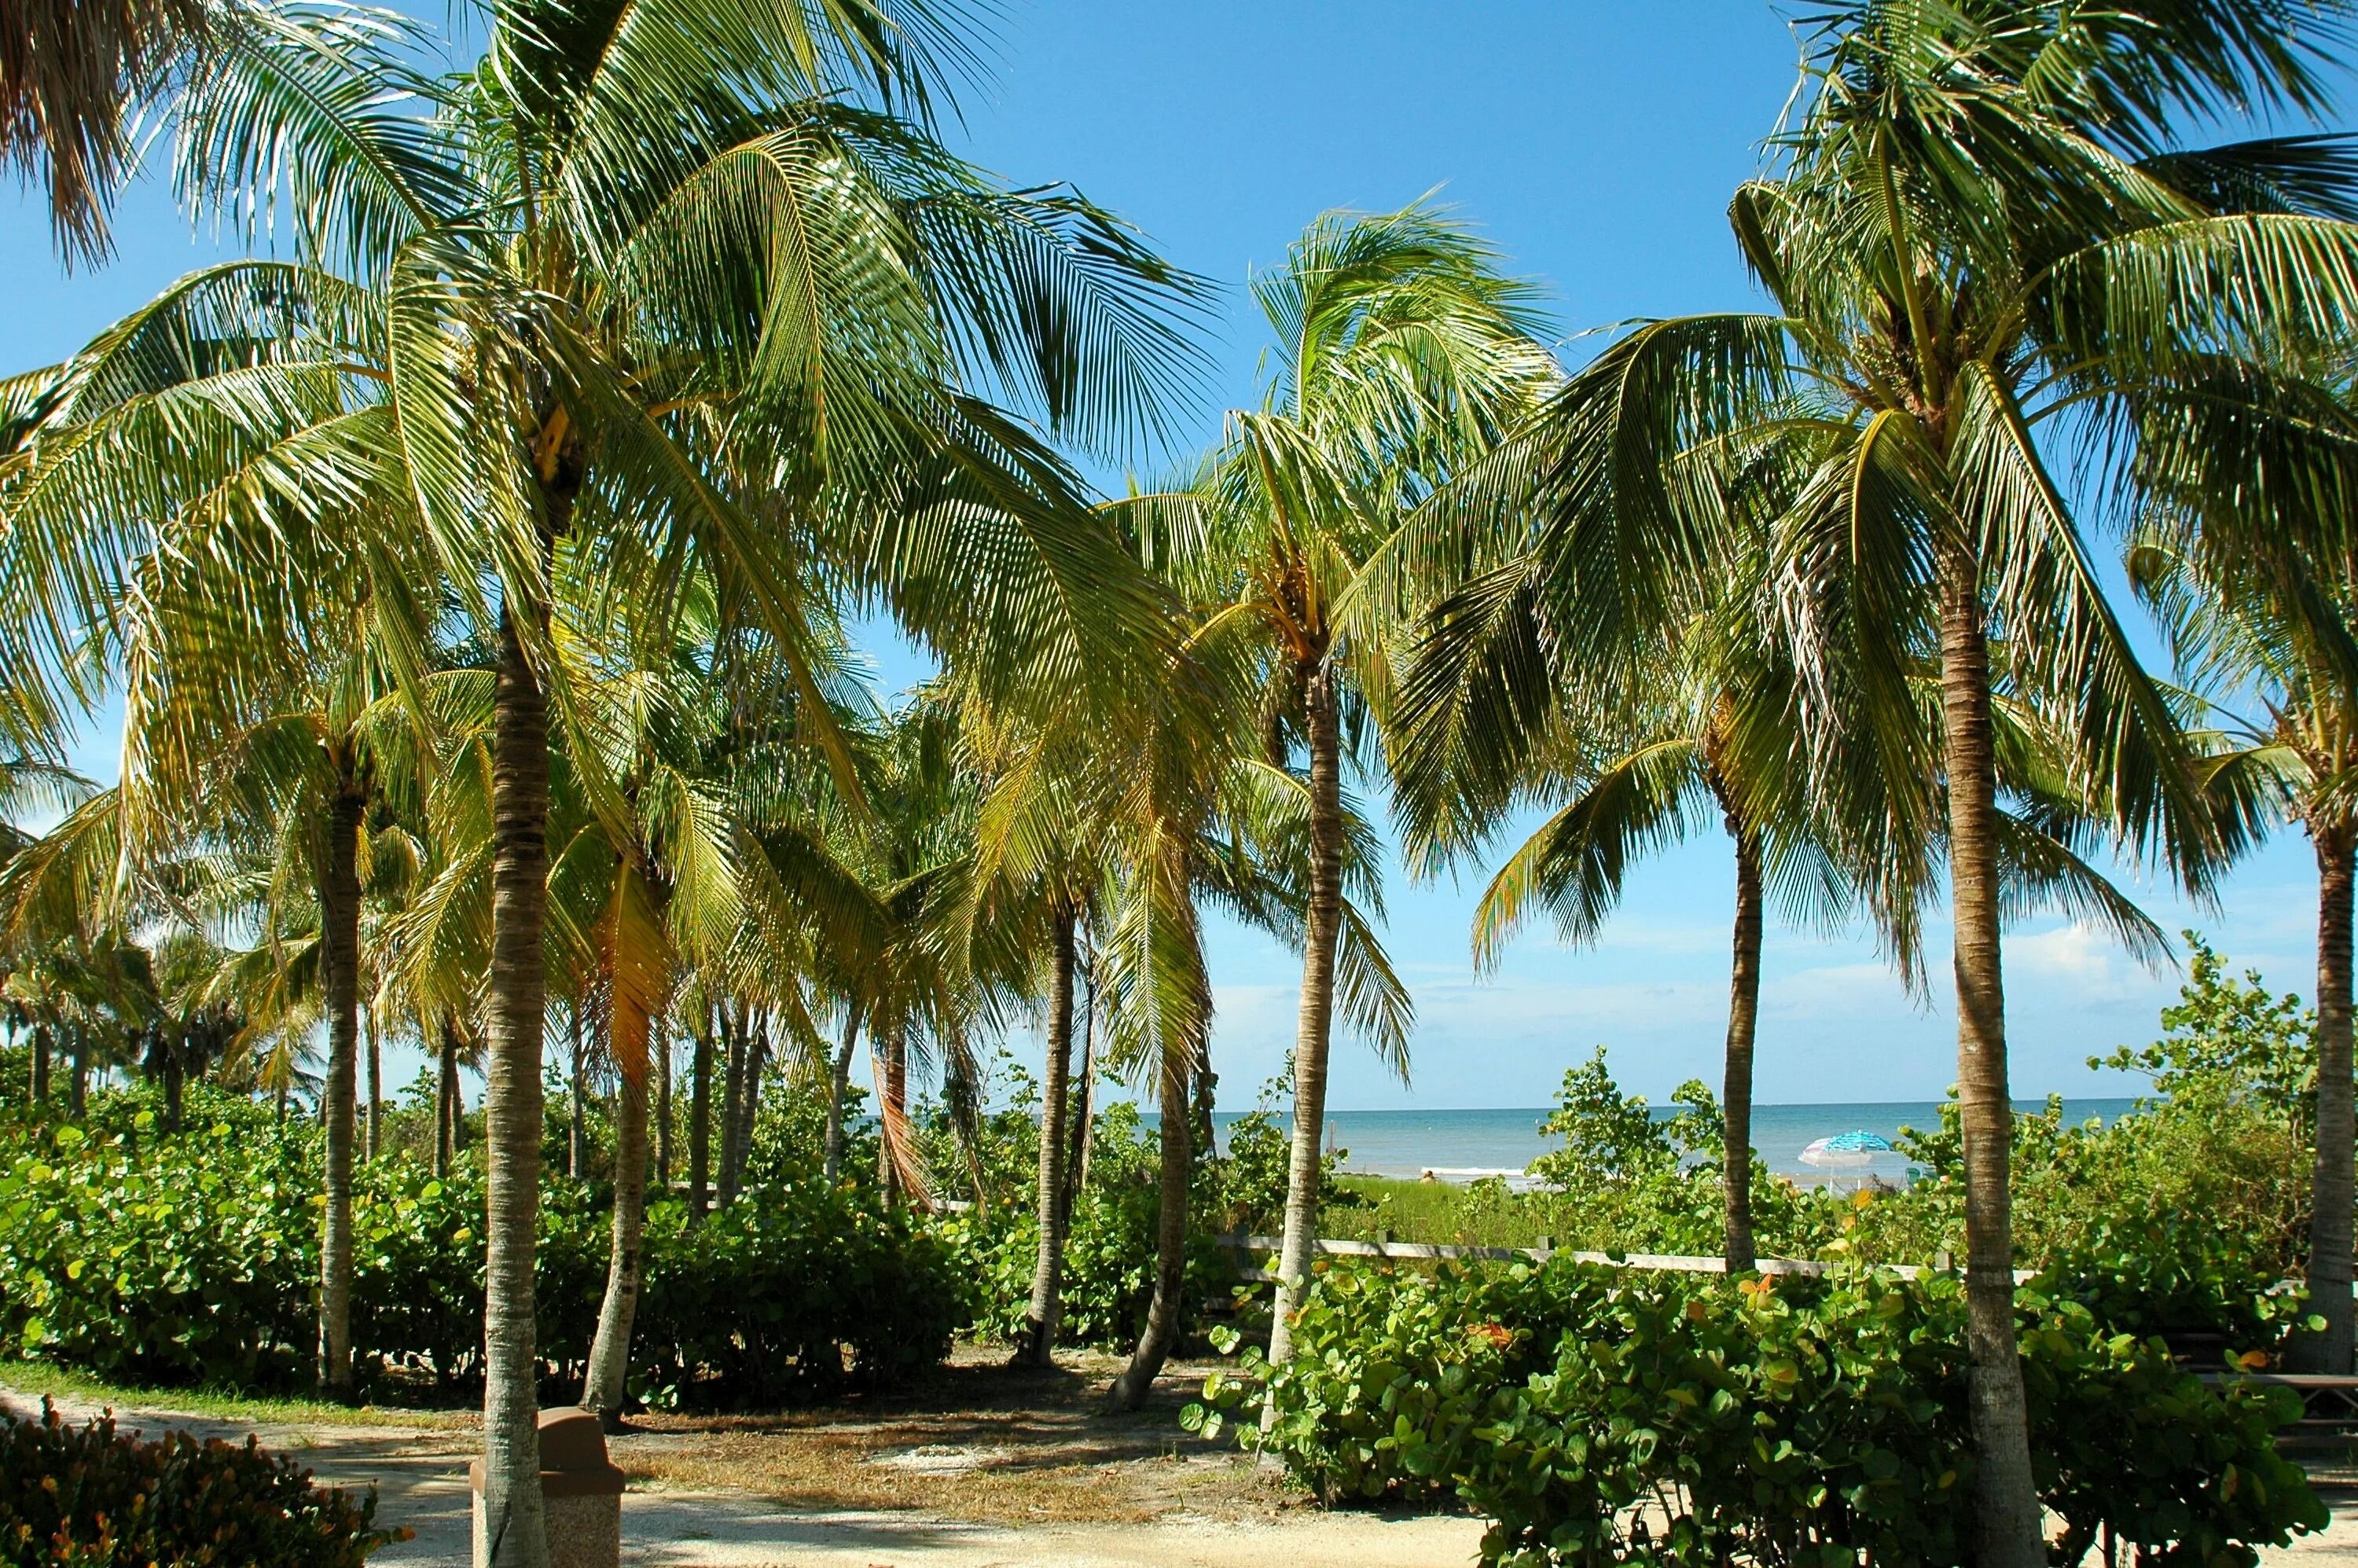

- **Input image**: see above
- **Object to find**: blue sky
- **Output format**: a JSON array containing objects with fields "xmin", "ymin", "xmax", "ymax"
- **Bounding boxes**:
[{"xmin": 0, "ymin": 1, "xmax": 2336, "ymax": 1111}]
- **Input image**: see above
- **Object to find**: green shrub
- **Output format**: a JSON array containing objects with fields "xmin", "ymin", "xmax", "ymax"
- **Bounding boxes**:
[
  {"xmin": 2020, "ymin": 1287, "xmax": 2323, "ymax": 1568},
  {"xmin": 1464, "ymin": 1268, "xmax": 1976, "ymax": 1568},
  {"xmin": 629, "ymin": 1183, "xmax": 964, "ymax": 1406},
  {"xmin": 2031, "ymin": 1216, "xmax": 2308, "ymax": 1358},
  {"xmin": 343, "ymin": 1159, "xmax": 608, "ymax": 1390},
  {"xmin": 1187, "ymin": 1261, "xmax": 1594, "ymax": 1506},
  {"xmin": 0, "ymin": 1103, "xmax": 315, "ymax": 1387},
  {"xmin": 0, "ymin": 1087, "xmax": 961, "ymax": 1405},
  {"xmin": 1192, "ymin": 1258, "xmax": 2326, "ymax": 1568},
  {"xmin": 941, "ymin": 1180, "xmax": 1233, "ymax": 1350},
  {"xmin": 0, "ymin": 1401, "xmax": 402, "ymax": 1566}
]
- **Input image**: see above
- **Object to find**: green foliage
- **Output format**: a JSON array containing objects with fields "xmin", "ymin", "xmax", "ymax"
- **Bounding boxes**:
[
  {"xmin": 934, "ymin": 1098, "xmax": 1244, "ymax": 1350},
  {"xmin": 630, "ymin": 1187, "xmax": 965, "ymax": 1407},
  {"xmin": 1387, "ymin": 1060, "xmax": 1846, "ymax": 1261},
  {"xmin": 911, "ymin": 1048, "xmax": 1045, "ymax": 1206},
  {"xmin": 0, "ymin": 1091, "xmax": 317, "ymax": 1387},
  {"xmin": 1526, "ymin": 1048, "xmax": 1687, "ymax": 1186},
  {"xmin": 0, "ymin": 1085, "xmax": 960, "ymax": 1405},
  {"xmin": 744, "ymin": 1074, "xmax": 873, "ymax": 1192},
  {"xmin": 1083, "ymin": 1100, "xmax": 1162, "ymax": 1192},
  {"xmin": 2020, "ymin": 1288, "xmax": 2324, "ymax": 1568},
  {"xmin": 1320, "ymin": 943, "xmax": 2327, "ymax": 1319},
  {"xmin": 944, "ymin": 1181, "xmax": 1231, "ymax": 1350},
  {"xmin": 0, "ymin": 1400, "xmax": 402, "ymax": 1566},
  {"xmin": 2030, "ymin": 1217, "xmax": 2312, "ymax": 1356},
  {"xmin": 1211, "ymin": 1070, "xmax": 1353, "ymax": 1236},
  {"xmin": 1191, "ymin": 1258, "xmax": 2326, "ymax": 1568},
  {"xmin": 1186, "ymin": 1259, "xmax": 1589, "ymax": 1507},
  {"xmin": 2099, "ymin": 938, "xmax": 2316, "ymax": 1126}
]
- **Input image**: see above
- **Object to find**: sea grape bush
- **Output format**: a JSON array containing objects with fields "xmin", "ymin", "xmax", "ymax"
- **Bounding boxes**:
[
  {"xmin": 0, "ymin": 1401, "xmax": 403, "ymax": 1566},
  {"xmin": 2019, "ymin": 1290, "xmax": 2320, "ymax": 1568},
  {"xmin": 0, "ymin": 1086, "xmax": 962, "ymax": 1403},
  {"xmin": 0, "ymin": 1107, "xmax": 316, "ymax": 1386},
  {"xmin": 2029, "ymin": 1216, "xmax": 2308, "ymax": 1357},
  {"xmin": 1467, "ymin": 1269, "xmax": 1978, "ymax": 1568},
  {"xmin": 944, "ymin": 1170, "xmax": 1240, "ymax": 1350},
  {"xmin": 1187, "ymin": 1260, "xmax": 1585, "ymax": 1507},
  {"xmin": 1189, "ymin": 1257, "xmax": 2325, "ymax": 1568},
  {"xmin": 628, "ymin": 1184, "xmax": 966, "ymax": 1406},
  {"xmin": 925, "ymin": 1085, "xmax": 1258, "ymax": 1352}
]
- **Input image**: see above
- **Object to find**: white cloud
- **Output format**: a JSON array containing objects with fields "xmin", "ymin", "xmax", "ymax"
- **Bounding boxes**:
[{"xmin": 2007, "ymin": 922, "xmax": 2165, "ymax": 1006}]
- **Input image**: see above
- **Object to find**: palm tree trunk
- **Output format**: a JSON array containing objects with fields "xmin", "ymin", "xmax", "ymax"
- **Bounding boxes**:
[
  {"xmin": 1269, "ymin": 663, "xmax": 1345, "ymax": 1367},
  {"xmin": 822, "ymin": 1005, "xmax": 861, "ymax": 1184},
  {"xmin": 687, "ymin": 1025, "xmax": 711, "ymax": 1224},
  {"xmin": 435, "ymin": 1021, "xmax": 458, "ymax": 1177},
  {"xmin": 1937, "ymin": 546, "xmax": 2041, "ymax": 1568},
  {"xmin": 1067, "ymin": 978, "xmax": 1095, "ymax": 1223},
  {"xmin": 718, "ymin": 1006, "xmax": 747, "ymax": 1206},
  {"xmin": 1720, "ymin": 802, "xmax": 1763, "ymax": 1273},
  {"xmin": 879, "ymin": 1020, "xmax": 909, "ymax": 1208},
  {"xmin": 67, "ymin": 1040, "xmax": 85, "ymax": 1119},
  {"xmin": 365, "ymin": 1011, "xmax": 381, "ymax": 1162},
  {"xmin": 317, "ymin": 781, "xmax": 364, "ymax": 1399},
  {"xmin": 735, "ymin": 1019, "xmax": 766, "ymax": 1189},
  {"xmin": 653, "ymin": 1023, "xmax": 672, "ymax": 1187},
  {"xmin": 567, "ymin": 1004, "xmax": 586, "ymax": 1181},
  {"xmin": 160, "ymin": 1030, "xmax": 183, "ymax": 1131},
  {"xmin": 583, "ymin": 967, "xmax": 656, "ymax": 1430},
  {"xmin": 1107, "ymin": 1041, "xmax": 1194, "ymax": 1410},
  {"xmin": 479, "ymin": 603, "xmax": 552, "ymax": 1568},
  {"xmin": 2297, "ymin": 821, "xmax": 2357, "ymax": 1372},
  {"xmin": 1017, "ymin": 905, "xmax": 1079, "ymax": 1367},
  {"xmin": 29, "ymin": 1026, "xmax": 48, "ymax": 1108}
]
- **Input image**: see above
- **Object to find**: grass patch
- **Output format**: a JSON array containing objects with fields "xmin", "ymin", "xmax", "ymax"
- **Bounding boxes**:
[
  {"xmin": 1319, "ymin": 1174, "xmax": 1569, "ymax": 1250},
  {"xmin": 0, "ymin": 1361, "xmax": 470, "ymax": 1431}
]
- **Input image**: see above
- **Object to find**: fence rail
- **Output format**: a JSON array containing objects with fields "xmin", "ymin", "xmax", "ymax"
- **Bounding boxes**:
[{"xmin": 1213, "ymin": 1232, "xmax": 2035, "ymax": 1283}]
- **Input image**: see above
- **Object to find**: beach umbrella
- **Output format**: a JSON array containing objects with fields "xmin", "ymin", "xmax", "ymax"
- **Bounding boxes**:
[{"xmin": 1799, "ymin": 1131, "xmax": 1894, "ymax": 1170}]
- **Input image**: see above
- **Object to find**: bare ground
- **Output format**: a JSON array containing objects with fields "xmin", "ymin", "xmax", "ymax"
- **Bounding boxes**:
[
  {"xmin": 16, "ymin": 1355, "xmax": 2358, "ymax": 1567},
  {"xmin": 2, "ymin": 1346, "xmax": 1482, "ymax": 1566}
]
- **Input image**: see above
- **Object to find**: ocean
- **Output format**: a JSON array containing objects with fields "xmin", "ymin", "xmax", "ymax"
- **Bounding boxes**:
[{"xmin": 1199, "ymin": 1100, "xmax": 2144, "ymax": 1186}]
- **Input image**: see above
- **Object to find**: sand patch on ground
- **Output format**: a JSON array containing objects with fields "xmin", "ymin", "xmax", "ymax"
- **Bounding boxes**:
[{"xmin": 17, "ymin": 1357, "xmax": 2358, "ymax": 1566}]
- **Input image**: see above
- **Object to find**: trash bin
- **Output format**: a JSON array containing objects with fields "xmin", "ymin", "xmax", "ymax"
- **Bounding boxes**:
[{"xmin": 469, "ymin": 1408, "xmax": 625, "ymax": 1568}]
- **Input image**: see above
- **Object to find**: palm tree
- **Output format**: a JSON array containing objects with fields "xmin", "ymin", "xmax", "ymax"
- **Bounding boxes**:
[
  {"xmin": 2132, "ymin": 531, "xmax": 2358, "ymax": 1367},
  {"xmin": 575, "ymin": 569, "xmax": 891, "ymax": 1426},
  {"xmin": 1092, "ymin": 700, "xmax": 1412, "ymax": 1411},
  {"xmin": 138, "ymin": 651, "xmax": 430, "ymax": 1403},
  {"xmin": 1433, "ymin": 604, "xmax": 1845, "ymax": 1272},
  {"xmin": 1397, "ymin": 7, "xmax": 2358, "ymax": 1553},
  {"xmin": 955, "ymin": 694, "xmax": 1119, "ymax": 1367},
  {"xmin": 1405, "ymin": 458, "xmax": 2178, "ymax": 1272},
  {"xmin": 1153, "ymin": 204, "xmax": 1551, "ymax": 1364}
]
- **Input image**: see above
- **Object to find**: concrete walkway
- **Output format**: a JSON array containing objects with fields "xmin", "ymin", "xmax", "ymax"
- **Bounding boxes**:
[{"xmin": 9, "ymin": 1386, "xmax": 2358, "ymax": 1566}]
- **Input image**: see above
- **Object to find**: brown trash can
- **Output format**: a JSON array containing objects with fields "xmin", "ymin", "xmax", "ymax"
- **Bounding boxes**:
[{"xmin": 469, "ymin": 1408, "xmax": 626, "ymax": 1568}]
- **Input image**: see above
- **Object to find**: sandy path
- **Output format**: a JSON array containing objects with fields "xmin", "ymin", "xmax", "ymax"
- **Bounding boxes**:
[
  {"xmin": 13, "ymin": 1383, "xmax": 2358, "ymax": 1567},
  {"xmin": 1, "ymin": 1383, "xmax": 1479, "ymax": 1566}
]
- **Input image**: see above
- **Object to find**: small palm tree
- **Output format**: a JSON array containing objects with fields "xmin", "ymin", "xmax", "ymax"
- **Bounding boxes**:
[{"xmin": 1152, "ymin": 203, "xmax": 1552, "ymax": 1364}]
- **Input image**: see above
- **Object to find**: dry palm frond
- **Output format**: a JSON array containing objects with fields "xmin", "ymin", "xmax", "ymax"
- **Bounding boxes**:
[{"xmin": 2, "ymin": 0, "xmax": 204, "ymax": 260}]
